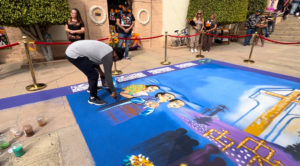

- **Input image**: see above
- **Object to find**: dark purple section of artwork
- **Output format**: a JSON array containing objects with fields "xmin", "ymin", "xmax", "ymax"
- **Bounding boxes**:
[
  {"xmin": 176, "ymin": 108, "xmax": 300, "ymax": 165},
  {"xmin": 170, "ymin": 144, "xmax": 226, "ymax": 166},
  {"xmin": 0, "ymin": 86, "xmax": 72, "ymax": 110}
]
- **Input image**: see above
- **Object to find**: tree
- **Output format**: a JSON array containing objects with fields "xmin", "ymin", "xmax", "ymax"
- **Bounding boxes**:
[
  {"xmin": 247, "ymin": 0, "xmax": 268, "ymax": 16},
  {"xmin": 187, "ymin": 0, "xmax": 268, "ymax": 25},
  {"xmin": 0, "ymin": 0, "xmax": 70, "ymax": 61},
  {"xmin": 187, "ymin": 0, "xmax": 249, "ymax": 25}
]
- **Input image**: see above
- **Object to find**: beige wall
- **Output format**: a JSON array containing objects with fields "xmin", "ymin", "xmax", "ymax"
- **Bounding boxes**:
[
  {"xmin": 0, "ymin": 27, "xmax": 26, "ymax": 64},
  {"xmin": 132, "ymin": 0, "xmax": 163, "ymax": 48},
  {"xmin": 162, "ymin": 0, "xmax": 190, "ymax": 35}
]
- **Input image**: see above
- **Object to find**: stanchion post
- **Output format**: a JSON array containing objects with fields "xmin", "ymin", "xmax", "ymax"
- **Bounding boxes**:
[
  {"xmin": 23, "ymin": 36, "xmax": 47, "ymax": 91},
  {"xmin": 196, "ymin": 31, "xmax": 205, "ymax": 58},
  {"xmin": 244, "ymin": 32, "xmax": 257, "ymax": 63},
  {"xmin": 112, "ymin": 34, "xmax": 122, "ymax": 75},
  {"xmin": 161, "ymin": 31, "xmax": 171, "ymax": 65}
]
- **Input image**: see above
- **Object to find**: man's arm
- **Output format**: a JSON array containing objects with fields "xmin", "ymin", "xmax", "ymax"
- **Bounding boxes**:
[
  {"xmin": 102, "ymin": 52, "xmax": 116, "ymax": 95},
  {"xmin": 128, "ymin": 21, "xmax": 135, "ymax": 30},
  {"xmin": 116, "ymin": 18, "xmax": 126, "ymax": 32},
  {"xmin": 125, "ymin": 14, "xmax": 135, "ymax": 33}
]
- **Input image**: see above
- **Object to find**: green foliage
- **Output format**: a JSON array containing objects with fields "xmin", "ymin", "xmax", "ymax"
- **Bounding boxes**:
[
  {"xmin": 247, "ymin": 0, "xmax": 268, "ymax": 16},
  {"xmin": 0, "ymin": 0, "xmax": 70, "ymax": 26},
  {"xmin": 187, "ymin": 0, "xmax": 249, "ymax": 25}
]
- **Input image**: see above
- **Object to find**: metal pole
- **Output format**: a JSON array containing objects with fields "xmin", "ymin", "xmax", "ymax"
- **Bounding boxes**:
[
  {"xmin": 244, "ymin": 32, "xmax": 257, "ymax": 63},
  {"xmin": 112, "ymin": 35, "xmax": 122, "ymax": 75},
  {"xmin": 161, "ymin": 31, "xmax": 171, "ymax": 65},
  {"xmin": 196, "ymin": 31, "xmax": 205, "ymax": 58},
  {"xmin": 23, "ymin": 36, "xmax": 46, "ymax": 91}
]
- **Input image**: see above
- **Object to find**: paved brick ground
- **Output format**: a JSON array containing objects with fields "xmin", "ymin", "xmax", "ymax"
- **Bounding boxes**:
[{"xmin": 0, "ymin": 41, "xmax": 299, "ymax": 165}]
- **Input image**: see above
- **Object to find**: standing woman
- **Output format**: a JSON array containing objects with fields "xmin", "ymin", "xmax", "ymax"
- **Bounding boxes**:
[
  {"xmin": 189, "ymin": 10, "xmax": 204, "ymax": 53},
  {"xmin": 202, "ymin": 13, "xmax": 217, "ymax": 52},
  {"xmin": 65, "ymin": 8, "xmax": 85, "ymax": 42}
]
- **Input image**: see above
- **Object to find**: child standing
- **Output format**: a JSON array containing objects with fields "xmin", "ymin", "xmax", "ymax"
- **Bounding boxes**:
[{"xmin": 256, "ymin": 16, "xmax": 268, "ymax": 47}]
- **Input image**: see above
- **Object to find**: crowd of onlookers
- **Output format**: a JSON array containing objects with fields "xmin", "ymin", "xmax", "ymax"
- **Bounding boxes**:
[
  {"xmin": 277, "ymin": 0, "xmax": 300, "ymax": 18},
  {"xmin": 244, "ymin": 0, "xmax": 300, "ymax": 47},
  {"xmin": 63, "ymin": 0, "xmax": 300, "ymax": 57},
  {"xmin": 188, "ymin": 11, "xmax": 218, "ymax": 53},
  {"xmin": 187, "ymin": 0, "xmax": 300, "ymax": 50},
  {"xmin": 244, "ymin": 9, "xmax": 271, "ymax": 47},
  {"xmin": 65, "ymin": 1, "xmax": 135, "ymax": 60}
]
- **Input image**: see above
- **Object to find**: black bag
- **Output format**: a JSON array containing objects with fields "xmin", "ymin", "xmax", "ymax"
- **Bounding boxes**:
[{"xmin": 189, "ymin": 20, "xmax": 196, "ymax": 26}]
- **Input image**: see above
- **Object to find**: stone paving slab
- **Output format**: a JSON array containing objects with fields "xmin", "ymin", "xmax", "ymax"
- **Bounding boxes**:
[{"xmin": 12, "ymin": 132, "xmax": 62, "ymax": 166}]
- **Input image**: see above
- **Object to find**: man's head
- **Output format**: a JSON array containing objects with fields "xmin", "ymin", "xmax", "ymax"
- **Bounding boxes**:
[
  {"xmin": 256, "ymin": 9, "xmax": 262, "ymax": 15},
  {"xmin": 155, "ymin": 92, "xmax": 175, "ymax": 103},
  {"xmin": 145, "ymin": 101, "xmax": 160, "ymax": 109},
  {"xmin": 168, "ymin": 99, "xmax": 185, "ymax": 108},
  {"xmin": 145, "ymin": 85, "xmax": 159, "ymax": 92},
  {"xmin": 113, "ymin": 47, "xmax": 125, "ymax": 61},
  {"xmin": 211, "ymin": 13, "xmax": 217, "ymax": 20},
  {"xmin": 122, "ymin": 1, "xmax": 129, "ymax": 11}
]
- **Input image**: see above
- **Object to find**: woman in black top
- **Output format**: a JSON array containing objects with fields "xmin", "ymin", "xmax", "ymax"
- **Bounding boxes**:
[
  {"xmin": 202, "ymin": 13, "xmax": 217, "ymax": 52},
  {"xmin": 65, "ymin": 8, "xmax": 85, "ymax": 42}
]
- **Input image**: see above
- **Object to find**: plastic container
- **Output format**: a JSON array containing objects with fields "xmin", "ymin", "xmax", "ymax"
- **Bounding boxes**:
[
  {"xmin": 12, "ymin": 142, "xmax": 25, "ymax": 157},
  {"xmin": 37, "ymin": 115, "xmax": 47, "ymax": 127},
  {"xmin": 0, "ymin": 134, "xmax": 10, "ymax": 149},
  {"xmin": 10, "ymin": 126, "xmax": 23, "ymax": 138},
  {"xmin": 23, "ymin": 124, "xmax": 34, "ymax": 137}
]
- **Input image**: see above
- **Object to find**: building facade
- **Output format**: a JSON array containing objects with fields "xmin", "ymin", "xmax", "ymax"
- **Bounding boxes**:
[{"xmin": 0, "ymin": 0, "xmax": 277, "ymax": 63}]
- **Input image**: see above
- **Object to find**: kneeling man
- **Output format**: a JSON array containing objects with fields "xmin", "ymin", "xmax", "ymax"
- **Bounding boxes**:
[{"xmin": 66, "ymin": 40, "xmax": 124, "ymax": 105}]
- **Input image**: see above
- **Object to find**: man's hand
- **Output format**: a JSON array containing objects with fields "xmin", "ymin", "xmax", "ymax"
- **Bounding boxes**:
[
  {"xmin": 111, "ymin": 92, "xmax": 118, "ymax": 100},
  {"xmin": 124, "ymin": 28, "xmax": 130, "ymax": 33}
]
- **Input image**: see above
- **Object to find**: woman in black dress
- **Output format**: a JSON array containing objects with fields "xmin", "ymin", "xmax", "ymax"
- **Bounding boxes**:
[{"xmin": 65, "ymin": 8, "xmax": 85, "ymax": 42}]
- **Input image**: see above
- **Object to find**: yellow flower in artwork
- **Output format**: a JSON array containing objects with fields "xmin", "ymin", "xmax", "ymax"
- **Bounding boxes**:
[{"xmin": 129, "ymin": 154, "xmax": 154, "ymax": 166}]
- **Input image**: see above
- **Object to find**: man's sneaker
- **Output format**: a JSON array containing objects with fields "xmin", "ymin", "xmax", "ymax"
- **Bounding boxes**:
[
  {"xmin": 88, "ymin": 97, "xmax": 106, "ymax": 105},
  {"xmin": 87, "ymin": 86, "xmax": 103, "ymax": 93}
]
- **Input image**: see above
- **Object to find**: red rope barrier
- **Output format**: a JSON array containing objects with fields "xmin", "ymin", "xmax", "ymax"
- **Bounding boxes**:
[
  {"xmin": 0, "ymin": 42, "xmax": 20, "ymax": 49},
  {"xmin": 118, "ymin": 35, "xmax": 163, "ymax": 40},
  {"xmin": 258, "ymin": 35, "xmax": 300, "ymax": 45},
  {"xmin": 168, "ymin": 32, "xmax": 201, "ymax": 38},
  {"xmin": 206, "ymin": 33, "xmax": 252, "ymax": 38},
  {"xmin": 97, "ymin": 37, "xmax": 109, "ymax": 41}
]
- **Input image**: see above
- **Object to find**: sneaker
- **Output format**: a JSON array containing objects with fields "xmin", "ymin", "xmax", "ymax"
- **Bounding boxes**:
[
  {"xmin": 194, "ymin": 49, "xmax": 198, "ymax": 52},
  {"xmin": 87, "ymin": 86, "xmax": 103, "ymax": 93},
  {"xmin": 190, "ymin": 48, "xmax": 194, "ymax": 53},
  {"xmin": 125, "ymin": 57, "xmax": 131, "ymax": 60},
  {"xmin": 88, "ymin": 97, "xmax": 106, "ymax": 105}
]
